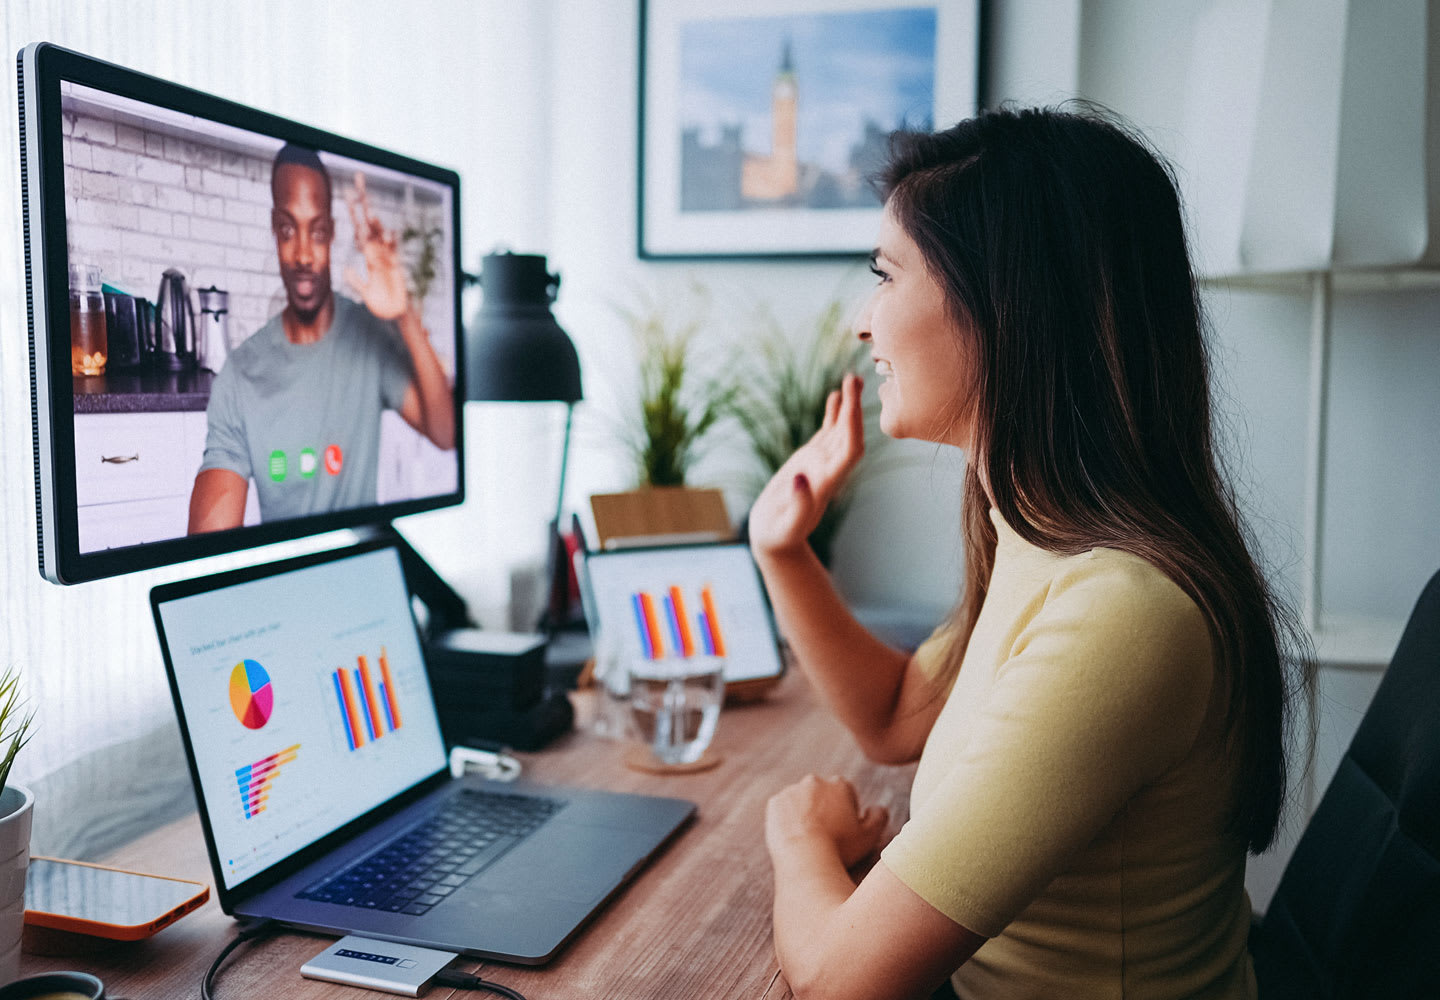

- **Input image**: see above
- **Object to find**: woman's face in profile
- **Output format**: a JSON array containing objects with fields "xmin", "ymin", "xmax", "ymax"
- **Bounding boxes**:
[{"xmin": 858, "ymin": 207, "xmax": 972, "ymax": 448}]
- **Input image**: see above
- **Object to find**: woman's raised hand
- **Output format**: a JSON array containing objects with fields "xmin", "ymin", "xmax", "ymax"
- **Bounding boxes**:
[{"xmin": 748, "ymin": 373, "xmax": 864, "ymax": 560}]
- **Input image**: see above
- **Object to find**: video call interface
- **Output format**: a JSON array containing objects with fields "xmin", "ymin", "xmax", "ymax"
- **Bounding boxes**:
[{"xmin": 60, "ymin": 81, "xmax": 460, "ymax": 554}]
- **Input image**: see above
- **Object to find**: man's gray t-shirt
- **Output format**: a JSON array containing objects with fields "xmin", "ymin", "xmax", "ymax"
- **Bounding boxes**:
[{"xmin": 199, "ymin": 295, "xmax": 414, "ymax": 522}]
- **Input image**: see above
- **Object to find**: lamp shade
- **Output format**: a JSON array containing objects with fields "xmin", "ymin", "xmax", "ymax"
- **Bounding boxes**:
[{"xmin": 466, "ymin": 251, "xmax": 582, "ymax": 403}]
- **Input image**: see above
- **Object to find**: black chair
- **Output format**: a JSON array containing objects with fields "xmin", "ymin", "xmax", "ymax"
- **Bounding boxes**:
[{"xmin": 1250, "ymin": 569, "xmax": 1440, "ymax": 999}]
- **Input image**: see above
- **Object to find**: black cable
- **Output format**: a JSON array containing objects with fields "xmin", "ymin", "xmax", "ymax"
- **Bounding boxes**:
[
  {"xmin": 200, "ymin": 918, "xmax": 278, "ymax": 1000},
  {"xmin": 434, "ymin": 969, "xmax": 529, "ymax": 999}
]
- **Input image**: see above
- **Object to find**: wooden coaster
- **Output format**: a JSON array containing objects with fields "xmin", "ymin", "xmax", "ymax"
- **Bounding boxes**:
[{"xmin": 623, "ymin": 744, "xmax": 724, "ymax": 775}]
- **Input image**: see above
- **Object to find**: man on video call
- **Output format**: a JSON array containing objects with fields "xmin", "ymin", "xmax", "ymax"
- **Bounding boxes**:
[{"xmin": 187, "ymin": 144, "xmax": 455, "ymax": 533}]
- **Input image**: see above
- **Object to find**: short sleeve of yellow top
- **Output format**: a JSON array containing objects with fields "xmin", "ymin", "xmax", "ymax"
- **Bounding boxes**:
[{"xmin": 879, "ymin": 510, "xmax": 1256, "ymax": 1000}]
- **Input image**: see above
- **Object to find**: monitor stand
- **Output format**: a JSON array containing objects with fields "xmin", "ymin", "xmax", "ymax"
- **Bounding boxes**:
[{"xmin": 359, "ymin": 522, "xmax": 474, "ymax": 637}]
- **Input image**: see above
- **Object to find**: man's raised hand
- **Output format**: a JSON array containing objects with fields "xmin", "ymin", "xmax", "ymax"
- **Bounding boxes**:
[{"xmin": 343, "ymin": 172, "xmax": 409, "ymax": 321}]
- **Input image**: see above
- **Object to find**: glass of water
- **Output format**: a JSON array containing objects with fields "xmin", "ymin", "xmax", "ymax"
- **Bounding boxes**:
[{"xmin": 628, "ymin": 656, "xmax": 725, "ymax": 766}]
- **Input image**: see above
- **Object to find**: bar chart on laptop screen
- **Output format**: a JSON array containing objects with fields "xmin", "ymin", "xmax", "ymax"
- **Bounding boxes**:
[
  {"xmin": 330, "ymin": 646, "xmax": 406, "ymax": 751},
  {"xmin": 588, "ymin": 546, "xmax": 783, "ymax": 682},
  {"xmin": 236, "ymin": 743, "xmax": 300, "ymax": 819},
  {"xmin": 629, "ymin": 584, "xmax": 728, "ymax": 660}
]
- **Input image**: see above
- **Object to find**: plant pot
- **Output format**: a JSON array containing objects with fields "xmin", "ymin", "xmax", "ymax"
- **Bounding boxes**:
[{"xmin": 0, "ymin": 784, "xmax": 34, "ymax": 984}]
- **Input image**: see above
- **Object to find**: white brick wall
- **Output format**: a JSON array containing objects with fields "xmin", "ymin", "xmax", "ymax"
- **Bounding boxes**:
[{"xmin": 62, "ymin": 103, "xmax": 452, "ymax": 357}]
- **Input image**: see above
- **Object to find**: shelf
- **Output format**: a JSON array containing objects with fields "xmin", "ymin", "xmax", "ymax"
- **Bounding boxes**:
[
  {"xmin": 1199, "ymin": 267, "xmax": 1440, "ymax": 294},
  {"xmin": 1307, "ymin": 615, "xmax": 1405, "ymax": 672}
]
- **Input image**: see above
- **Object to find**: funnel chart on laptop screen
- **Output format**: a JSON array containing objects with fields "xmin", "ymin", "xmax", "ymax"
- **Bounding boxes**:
[
  {"xmin": 585, "ymin": 546, "xmax": 783, "ymax": 682},
  {"xmin": 160, "ymin": 549, "xmax": 446, "ymax": 889}
]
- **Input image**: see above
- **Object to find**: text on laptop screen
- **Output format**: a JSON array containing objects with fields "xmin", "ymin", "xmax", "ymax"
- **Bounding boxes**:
[{"xmin": 158, "ymin": 548, "xmax": 447, "ymax": 890}]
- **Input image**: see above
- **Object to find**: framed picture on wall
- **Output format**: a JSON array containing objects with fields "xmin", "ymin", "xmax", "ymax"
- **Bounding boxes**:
[{"xmin": 638, "ymin": 0, "xmax": 982, "ymax": 260}]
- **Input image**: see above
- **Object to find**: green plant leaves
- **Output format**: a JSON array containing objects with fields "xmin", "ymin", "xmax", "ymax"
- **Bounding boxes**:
[
  {"xmin": 617, "ymin": 289, "xmax": 874, "ymax": 565},
  {"xmin": 620, "ymin": 292, "xmax": 736, "ymax": 487},
  {"xmin": 0, "ymin": 666, "xmax": 34, "ymax": 796}
]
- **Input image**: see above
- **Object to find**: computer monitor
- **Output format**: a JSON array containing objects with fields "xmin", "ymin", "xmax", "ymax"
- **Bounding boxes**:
[{"xmin": 18, "ymin": 42, "xmax": 465, "ymax": 584}]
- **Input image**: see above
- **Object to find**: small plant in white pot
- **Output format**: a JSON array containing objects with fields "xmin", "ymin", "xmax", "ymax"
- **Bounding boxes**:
[{"xmin": 0, "ymin": 668, "xmax": 35, "ymax": 984}]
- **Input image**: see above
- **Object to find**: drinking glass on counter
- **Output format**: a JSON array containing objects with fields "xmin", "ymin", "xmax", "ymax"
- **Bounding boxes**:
[
  {"xmin": 68, "ymin": 262, "xmax": 107, "ymax": 376},
  {"xmin": 628, "ymin": 655, "xmax": 725, "ymax": 766}
]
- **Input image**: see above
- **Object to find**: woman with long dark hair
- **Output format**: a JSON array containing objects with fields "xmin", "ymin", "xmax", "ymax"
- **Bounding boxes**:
[{"xmin": 750, "ymin": 106, "xmax": 1309, "ymax": 999}]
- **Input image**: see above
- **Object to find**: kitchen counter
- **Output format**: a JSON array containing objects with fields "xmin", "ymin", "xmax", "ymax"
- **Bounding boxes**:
[{"xmin": 72, "ymin": 368, "xmax": 215, "ymax": 413}]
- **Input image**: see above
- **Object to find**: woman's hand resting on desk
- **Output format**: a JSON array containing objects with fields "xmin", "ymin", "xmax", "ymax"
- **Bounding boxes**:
[
  {"xmin": 748, "ymin": 373, "xmax": 865, "ymax": 560},
  {"xmin": 766, "ymin": 774, "xmax": 889, "ymax": 869}
]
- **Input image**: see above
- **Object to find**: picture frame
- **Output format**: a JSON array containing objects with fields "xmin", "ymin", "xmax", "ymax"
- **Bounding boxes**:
[{"xmin": 638, "ymin": 0, "xmax": 983, "ymax": 260}]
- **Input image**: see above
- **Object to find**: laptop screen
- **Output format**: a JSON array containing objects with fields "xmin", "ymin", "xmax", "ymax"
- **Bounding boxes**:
[
  {"xmin": 581, "ymin": 543, "xmax": 784, "ymax": 683},
  {"xmin": 156, "ymin": 546, "xmax": 447, "ymax": 890}
]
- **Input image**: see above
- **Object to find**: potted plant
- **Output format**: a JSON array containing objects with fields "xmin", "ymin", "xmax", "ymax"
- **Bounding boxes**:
[
  {"xmin": 728, "ymin": 297, "xmax": 869, "ymax": 565},
  {"xmin": 399, "ymin": 212, "xmax": 444, "ymax": 306},
  {"xmin": 616, "ymin": 289, "xmax": 734, "ymax": 489},
  {"xmin": 0, "ymin": 666, "xmax": 35, "ymax": 983}
]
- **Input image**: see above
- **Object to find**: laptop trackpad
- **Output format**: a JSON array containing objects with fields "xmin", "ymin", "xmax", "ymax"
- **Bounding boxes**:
[{"xmin": 480, "ymin": 826, "xmax": 660, "ymax": 903}]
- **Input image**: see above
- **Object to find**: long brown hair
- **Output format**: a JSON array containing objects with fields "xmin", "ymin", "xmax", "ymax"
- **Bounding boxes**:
[{"xmin": 879, "ymin": 106, "xmax": 1311, "ymax": 853}]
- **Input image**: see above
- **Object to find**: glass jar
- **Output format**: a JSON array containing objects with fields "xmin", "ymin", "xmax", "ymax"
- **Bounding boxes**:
[{"xmin": 69, "ymin": 262, "xmax": 107, "ymax": 376}]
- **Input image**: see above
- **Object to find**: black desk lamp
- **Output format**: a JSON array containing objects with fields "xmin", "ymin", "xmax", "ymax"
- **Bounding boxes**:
[{"xmin": 466, "ymin": 251, "xmax": 582, "ymax": 634}]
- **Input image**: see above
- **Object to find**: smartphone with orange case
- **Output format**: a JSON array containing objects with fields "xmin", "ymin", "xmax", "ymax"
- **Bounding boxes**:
[{"xmin": 23, "ymin": 856, "xmax": 209, "ymax": 940}]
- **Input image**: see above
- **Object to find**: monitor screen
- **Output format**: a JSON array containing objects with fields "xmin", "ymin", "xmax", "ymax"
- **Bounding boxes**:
[{"xmin": 19, "ymin": 43, "xmax": 464, "ymax": 583}]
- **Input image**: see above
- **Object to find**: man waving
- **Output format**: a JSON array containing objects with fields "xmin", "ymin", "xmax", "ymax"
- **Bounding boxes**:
[{"xmin": 188, "ymin": 144, "xmax": 454, "ymax": 533}]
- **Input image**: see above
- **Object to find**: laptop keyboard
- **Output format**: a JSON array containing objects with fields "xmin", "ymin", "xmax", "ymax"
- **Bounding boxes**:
[{"xmin": 297, "ymin": 789, "xmax": 565, "ymax": 915}]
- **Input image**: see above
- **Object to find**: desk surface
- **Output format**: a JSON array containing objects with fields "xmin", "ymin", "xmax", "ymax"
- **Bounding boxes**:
[{"xmin": 20, "ymin": 673, "xmax": 915, "ymax": 999}]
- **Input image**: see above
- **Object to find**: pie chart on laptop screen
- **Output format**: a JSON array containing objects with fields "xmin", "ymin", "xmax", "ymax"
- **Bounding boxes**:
[{"xmin": 229, "ymin": 659, "xmax": 274, "ymax": 730}]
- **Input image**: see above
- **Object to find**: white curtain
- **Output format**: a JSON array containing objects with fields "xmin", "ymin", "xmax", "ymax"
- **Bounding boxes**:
[{"xmin": 0, "ymin": 0, "xmax": 555, "ymax": 855}]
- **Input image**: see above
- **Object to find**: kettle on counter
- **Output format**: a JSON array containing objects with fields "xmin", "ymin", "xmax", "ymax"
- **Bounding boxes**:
[
  {"xmin": 153, "ymin": 268, "xmax": 197, "ymax": 372},
  {"xmin": 196, "ymin": 285, "xmax": 230, "ymax": 374}
]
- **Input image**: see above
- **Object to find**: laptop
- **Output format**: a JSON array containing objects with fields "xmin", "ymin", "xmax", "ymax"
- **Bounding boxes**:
[
  {"xmin": 578, "ymin": 541, "xmax": 787, "ymax": 688},
  {"xmin": 151, "ymin": 540, "xmax": 695, "ymax": 964}
]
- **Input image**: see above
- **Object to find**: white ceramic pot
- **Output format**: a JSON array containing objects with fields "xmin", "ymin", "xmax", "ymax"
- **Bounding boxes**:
[{"xmin": 0, "ymin": 784, "xmax": 34, "ymax": 985}]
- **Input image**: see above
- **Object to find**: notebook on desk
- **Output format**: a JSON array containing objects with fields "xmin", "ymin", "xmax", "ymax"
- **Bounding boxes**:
[{"xmin": 151, "ymin": 540, "xmax": 694, "ymax": 964}]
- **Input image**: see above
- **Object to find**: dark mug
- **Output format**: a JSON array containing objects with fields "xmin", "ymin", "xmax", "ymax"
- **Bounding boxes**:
[
  {"xmin": 102, "ymin": 291, "xmax": 143, "ymax": 370},
  {"xmin": 0, "ymin": 971, "xmax": 105, "ymax": 999}
]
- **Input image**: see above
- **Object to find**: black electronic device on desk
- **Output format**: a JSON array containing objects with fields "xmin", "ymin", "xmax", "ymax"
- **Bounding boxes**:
[{"xmin": 424, "ymin": 630, "xmax": 573, "ymax": 751}]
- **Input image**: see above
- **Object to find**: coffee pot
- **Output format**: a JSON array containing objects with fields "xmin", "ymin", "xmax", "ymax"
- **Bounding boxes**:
[
  {"xmin": 196, "ymin": 285, "xmax": 230, "ymax": 373},
  {"xmin": 153, "ymin": 268, "xmax": 197, "ymax": 371}
]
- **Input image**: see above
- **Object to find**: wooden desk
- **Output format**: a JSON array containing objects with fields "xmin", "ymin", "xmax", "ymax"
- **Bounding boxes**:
[{"xmin": 19, "ymin": 672, "xmax": 915, "ymax": 999}]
